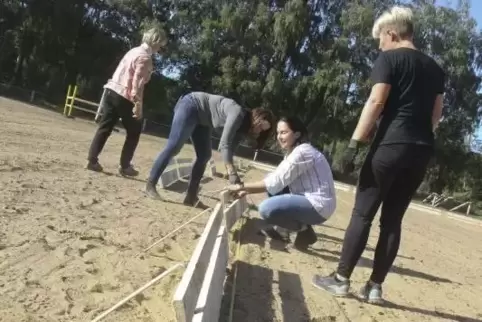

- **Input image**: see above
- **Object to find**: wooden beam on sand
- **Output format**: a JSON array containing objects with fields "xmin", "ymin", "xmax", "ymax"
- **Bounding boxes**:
[
  {"xmin": 192, "ymin": 223, "xmax": 228, "ymax": 322},
  {"xmin": 224, "ymin": 195, "xmax": 248, "ymax": 231},
  {"xmin": 158, "ymin": 168, "xmax": 179, "ymax": 188},
  {"xmin": 172, "ymin": 203, "xmax": 224, "ymax": 322}
]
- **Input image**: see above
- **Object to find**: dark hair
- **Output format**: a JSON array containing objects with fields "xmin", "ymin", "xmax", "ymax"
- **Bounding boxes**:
[
  {"xmin": 237, "ymin": 107, "xmax": 276, "ymax": 149},
  {"xmin": 278, "ymin": 116, "xmax": 309, "ymax": 144},
  {"xmin": 253, "ymin": 108, "xmax": 276, "ymax": 149}
]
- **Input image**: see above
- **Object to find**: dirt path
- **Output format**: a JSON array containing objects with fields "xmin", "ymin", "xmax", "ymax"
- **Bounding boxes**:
[
  {"xmin": 1, "ymin": 97, "xmax": 481, "ymax": 322},
  {"xmin": 226, "ymin": 171, "xmax": 482, "ymax": 322},
  {"xmin": 0, "ymin": 98, "xmax": 226, "ymax": 322}
]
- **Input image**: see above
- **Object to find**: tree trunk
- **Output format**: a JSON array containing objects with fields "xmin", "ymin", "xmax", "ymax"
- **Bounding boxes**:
[{"xmin": 12, "ymin": 53, "xmax": 25, "ymax": 85}]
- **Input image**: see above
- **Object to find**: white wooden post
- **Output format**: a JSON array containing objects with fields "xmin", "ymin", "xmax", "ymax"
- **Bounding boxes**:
[{"xmin": 95, "ymin": 89, "xmax": 106, "ymax": 122}]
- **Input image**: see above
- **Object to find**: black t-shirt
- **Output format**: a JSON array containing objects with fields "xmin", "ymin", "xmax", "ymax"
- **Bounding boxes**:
[{"xmin": 370, "ymin": 47, "xmax": 445, "ymax": 146}]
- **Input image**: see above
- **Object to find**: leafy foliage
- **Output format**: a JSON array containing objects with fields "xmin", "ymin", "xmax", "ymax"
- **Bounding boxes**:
[{"xmin": 0, "ymin": 0, "xmax": 481, "ymax": 211}]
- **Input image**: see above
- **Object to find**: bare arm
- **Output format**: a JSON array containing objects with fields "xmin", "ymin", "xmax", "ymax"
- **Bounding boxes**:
[
  {"xmin": 351, "ymin": 83, "xmax": 391, "ymax": 142},
  {"xmin": 432, "ymin": 94, "xmax": 443, "ymax": 132},
  {"xmin": 239, "ymin": 181, "xmax": 267, "ymax": 194},
  {"xmin": 219, "ymin": 104, "xmax": 244, "ymax": 173}
]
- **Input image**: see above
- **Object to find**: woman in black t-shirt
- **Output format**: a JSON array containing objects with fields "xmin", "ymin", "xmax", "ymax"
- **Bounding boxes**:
[{"xmin": 312, "ymin": 6, "xmax": 445, "ymax": 303}]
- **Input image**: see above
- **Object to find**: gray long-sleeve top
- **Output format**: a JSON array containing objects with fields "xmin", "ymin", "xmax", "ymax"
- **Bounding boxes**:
[{"xmin": 190, "ymin": 92, "xmax": 246, "ymax": 164}]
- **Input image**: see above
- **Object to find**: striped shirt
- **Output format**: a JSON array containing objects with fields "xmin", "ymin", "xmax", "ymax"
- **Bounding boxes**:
[
  {"xmin": 104, "ymin": 43, "xmax": 154, "ymax": 109},
  {"xmin": 264, "ymin": 143, "xmax": 337, "ymax": 219}
]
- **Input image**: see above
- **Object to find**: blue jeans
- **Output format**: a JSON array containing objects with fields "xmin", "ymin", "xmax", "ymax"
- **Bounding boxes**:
[
  {"xmin": 148, "ymin": 95, "xmax": 212, "ymax": 197},
  {"xmin": 258, "ymin": 189, "xmax": 325, "ymax": 231}
]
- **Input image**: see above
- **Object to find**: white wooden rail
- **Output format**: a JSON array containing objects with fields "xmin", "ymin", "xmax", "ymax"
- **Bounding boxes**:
[
  {"xmin": 158, "ymin": 157, "xmax": 217, "ymax": 188},
  {"xmin": 172, "ymin": 191, "xmax": 248, "ymax": 322}
]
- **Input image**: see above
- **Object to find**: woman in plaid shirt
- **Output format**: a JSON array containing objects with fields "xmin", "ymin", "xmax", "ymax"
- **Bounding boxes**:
[
  {"xmin": 226, "ymin": 116, "xmax": 337, "ymax": 250},
  {"xmin": 86, "ymin": 27, "xmax": 168, "ymax": 176}
]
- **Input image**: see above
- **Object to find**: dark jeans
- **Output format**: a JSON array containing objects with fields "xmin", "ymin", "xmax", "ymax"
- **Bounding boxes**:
[
  {"xmin": 87, "ymin": 89, "xmax": 142, "ymax": 169},
  {"xmin": 259, "ymin": 187, "xmax": 325, "ymax": 231},
  {"xmin": 337, "ymin": 143, "xmax": 433, "ymax": 284},
  {"xmin": 148, "ymin": 95, "xmax": 212, "ymax": 198}
]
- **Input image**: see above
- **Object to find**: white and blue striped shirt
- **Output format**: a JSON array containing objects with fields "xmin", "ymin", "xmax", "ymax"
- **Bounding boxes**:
[{"xmin": 263, "ymin": 143, "xmax": 337, "ymax": 219}]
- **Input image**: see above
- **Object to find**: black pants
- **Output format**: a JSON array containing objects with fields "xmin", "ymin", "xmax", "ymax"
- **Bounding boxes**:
[
  {"xmin": 87, "ymin": 89, "xmax": 142, "ymax": 169},
  {"xmin": 337, "ymin": 143, "xmax": 433, "ymax": 284}
]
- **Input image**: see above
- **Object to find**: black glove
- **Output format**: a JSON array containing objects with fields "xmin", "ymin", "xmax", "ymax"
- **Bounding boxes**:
[
  {"xmin": 228, "ymin": 173, "xmax": 242, "ymax": 184},
  {"xmin": 340, "ymin": 139, "xmax": 360, "ymax": 174}
]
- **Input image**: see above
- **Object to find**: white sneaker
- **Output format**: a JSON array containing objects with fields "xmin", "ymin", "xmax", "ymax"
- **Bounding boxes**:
[{"xmin": 360, "ymin": 281, "xmax": 383, "ymax": 304}]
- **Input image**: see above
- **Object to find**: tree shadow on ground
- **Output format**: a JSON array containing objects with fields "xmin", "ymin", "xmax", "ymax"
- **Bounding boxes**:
[
  {"xmin": 220, "ymin": 261, "xmax": 312, "ymax": 322},
  {"xmin": 347, "ymin": 294, "xmax": 481, "ymax": 322},
  {"xmin": 314, "ymin": 232, "xmax": 415, "ymax": 260},
  {"xmin": 237, "ymin": 219, "xmax": 453, "ymax": 284}
]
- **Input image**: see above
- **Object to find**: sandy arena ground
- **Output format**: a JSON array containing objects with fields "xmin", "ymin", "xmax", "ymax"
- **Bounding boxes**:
[{"xmin": 1, "ymin": 97, "xmax": 481, "ymax": 322}]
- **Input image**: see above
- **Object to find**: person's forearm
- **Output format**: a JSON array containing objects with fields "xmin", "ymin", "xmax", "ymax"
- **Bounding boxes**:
[
  {"xmin": 221, "ymin": 148, "xmax": 235, "ymax": 172},
  {"xmin": 241, "ymin": 181, "xmax": 267, "ymax": 194},
  {"xmin": 432, "ymin": 96, "xmax": 443, "ymax": 132},
  {"xmin": 352, "ymin": 100, "xmax": 384, "ymax": 142},
  {"xmin": 432, "ymin": 116, "xmax": 441, "ymax": 132}
]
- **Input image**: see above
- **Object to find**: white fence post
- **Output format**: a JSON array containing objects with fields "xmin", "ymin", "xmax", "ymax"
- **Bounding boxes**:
[{"xmin": 95, "ymin": 89, "xmax": 106, "ymax": 122}]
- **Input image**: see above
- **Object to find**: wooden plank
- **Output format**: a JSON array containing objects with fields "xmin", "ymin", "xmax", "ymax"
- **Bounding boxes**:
[
  {"xmin": 224, "ymin": 195, "xmax": 248, "ymax": 231},
  {"xmin": 71, "ymin": 105, "xmax": 96, "ymax": 114},
  {"xmin": 175, "ymin": 158, "xmax": 192, "ymax": 180},
  {"xmin": 208, "ymin": 159, "xmax": 216, "ymax": 177},
  {"xmin": 172, "ymin": 203, "xmax": 224, "ymax": 322},
  {"xmin": 178, "ymin": 165, "xmax": 192, "ymax": 179},
  {"xmin": 192, "ymin": 224, "xmax": 228, "ymax": 322},
  {"xmin": 220, "ymin": 191, "xmax": 229, "ymax": 210},
  {"xmin": 176, "ymin": 158, "xmax": 194, "ymax": 166},
  {"xmin": 75, "ymin": 97, "xmax": 100, "ymax": 106},
  {"xmin": 250, "ymin": 161, "xmax": 276, "ymax": 172},
  {"xmin": 159, "ymin": 168, "xmax": 179, "ymax": 188},
  {"xmin": 166, "ymin": 158, "xmax": 177, "ymax": 168}
]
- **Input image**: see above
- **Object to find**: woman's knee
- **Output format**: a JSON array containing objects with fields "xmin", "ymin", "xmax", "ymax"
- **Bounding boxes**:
[
  {"xmin": 163, "ymin": 138, "xmax": 184, "ymax": 157},
  {"xmin": 258, "ymin": 199, "xmax": 277, "ymax": 221}
]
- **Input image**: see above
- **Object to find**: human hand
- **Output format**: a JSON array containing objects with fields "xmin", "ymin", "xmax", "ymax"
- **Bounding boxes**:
[
  {"xmin": 235, "ymin": 190, "xmax": 247, "ymax": 199},
  {"xmin": 225, "ymin": 184, "xmax": 244, "ymax": 193},
  {"xmin": 132, "ymin": 102, "xmax": 142, "ymax": 120},
  {"xmin": 340, "ymin": 140, "xmax": 360, "ymax": 174}
]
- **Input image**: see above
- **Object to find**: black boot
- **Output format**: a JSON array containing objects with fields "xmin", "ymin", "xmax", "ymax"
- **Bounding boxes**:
[
  {"xmin": 294, "ymin": 225, "xmax": 317, "ymax": 250},
  {"xmin": 183, "ymin": 194, "xmax": 209, "ymax": 210}
]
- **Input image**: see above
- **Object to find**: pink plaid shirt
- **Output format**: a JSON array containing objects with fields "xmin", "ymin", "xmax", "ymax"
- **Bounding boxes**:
[{"xmin": 104, "ymin": 43, "xmax": 154, "ymax": 108}]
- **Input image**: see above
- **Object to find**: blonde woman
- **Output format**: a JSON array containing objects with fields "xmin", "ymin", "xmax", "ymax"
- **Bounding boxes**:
[
  {"xmin": 86, "ymin": 27, "xmax": 168, "ymax": 176},
  {"xmin": 312, "ymin": 6, "xmax": 445, "ymax": 303}
]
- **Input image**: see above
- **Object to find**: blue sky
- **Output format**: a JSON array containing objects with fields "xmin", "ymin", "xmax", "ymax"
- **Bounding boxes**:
[
  {"xmin": 161, "ymin": 0, "xmax": 482, "ymax": 151},
  {"xmin": 437, "ymin": 1, "xmax": 482, "ymax": 152}
]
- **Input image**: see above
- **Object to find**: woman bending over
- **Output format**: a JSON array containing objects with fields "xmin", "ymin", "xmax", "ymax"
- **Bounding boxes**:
[{"xmin": 145, "ymin": 91, "xmax": 275, "ymax": 208}]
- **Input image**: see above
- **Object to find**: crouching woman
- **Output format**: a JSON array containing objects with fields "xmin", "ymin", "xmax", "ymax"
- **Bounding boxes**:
[{"xmin": 226, "ymin": 116, "xmax": 337, "ymax": 249}]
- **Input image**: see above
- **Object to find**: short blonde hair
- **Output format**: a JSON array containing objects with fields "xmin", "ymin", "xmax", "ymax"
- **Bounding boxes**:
[
  {"xmin": 372, "ymin": 6, "xmax": 414, "ymax": 39},
  {"xmin": 142, "ymin": 27, "xmax": 167, "ymax": 48}
]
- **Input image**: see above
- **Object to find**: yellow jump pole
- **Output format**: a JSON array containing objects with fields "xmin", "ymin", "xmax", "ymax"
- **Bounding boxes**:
[
  {"xmin": 68, "ymin": 85, "xmax": 78, "ymax": 117},
  {"xmin": 63, "ymin": 85, "xmax": 72, "ymax": 116}
]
